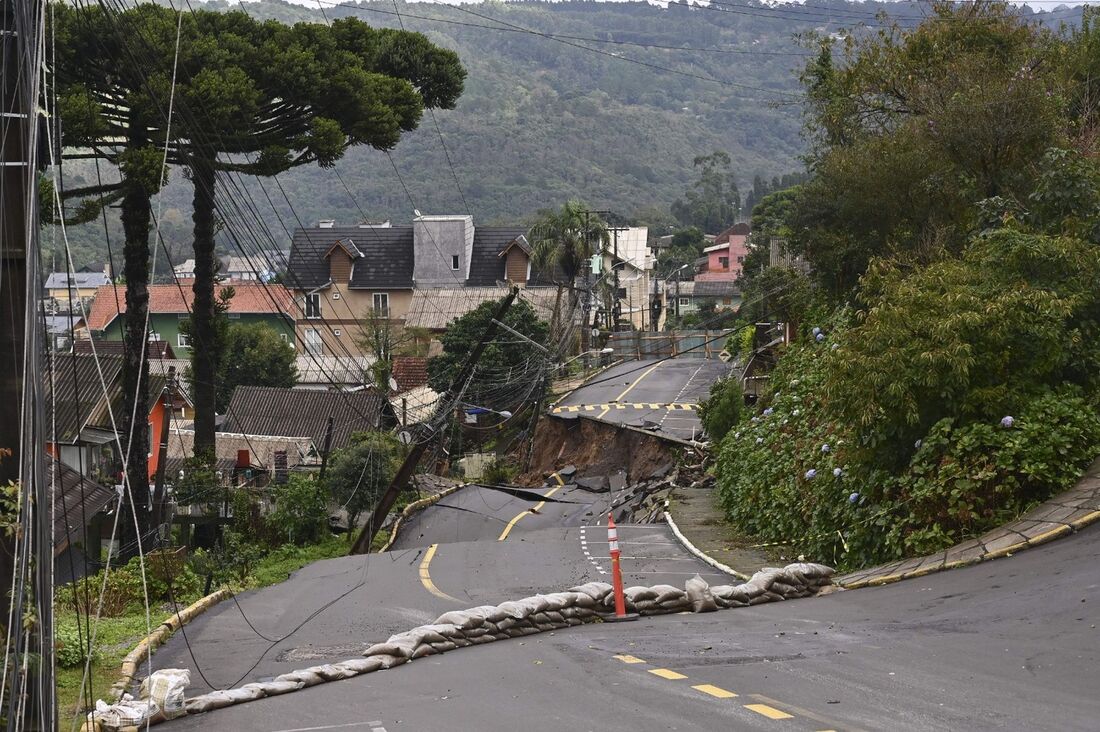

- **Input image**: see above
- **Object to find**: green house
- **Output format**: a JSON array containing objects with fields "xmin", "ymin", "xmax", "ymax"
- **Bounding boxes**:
[{"xmin": 84, "ymin": 282, "xmax": 296, "ymax": 355}]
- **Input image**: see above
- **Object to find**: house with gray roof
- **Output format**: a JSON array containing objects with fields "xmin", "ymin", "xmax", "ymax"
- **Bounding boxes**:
[{"xmin": 285, "ymin": 216, "xmax": 546, "ymax": 355}]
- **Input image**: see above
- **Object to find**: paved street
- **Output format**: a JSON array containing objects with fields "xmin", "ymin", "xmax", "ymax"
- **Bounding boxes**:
[
  {"xmin": 167, "ymin": 516, "xmax": 1100, "ymax": 731},
  {"xmin": 551, "ymin": 358, "xmax": 736, "ymax": 440}
]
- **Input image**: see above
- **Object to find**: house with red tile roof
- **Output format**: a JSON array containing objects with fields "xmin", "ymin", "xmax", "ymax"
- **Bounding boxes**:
[{"xmin": 82, "ymin": 282, "xmax": 296, "ymax": 355}]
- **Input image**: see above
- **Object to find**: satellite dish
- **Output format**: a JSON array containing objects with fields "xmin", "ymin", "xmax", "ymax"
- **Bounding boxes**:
[
  {"xmin": 388, "ymin": 376, "xmax": 399, "ymax": 392},
  {"xmin": 399, "ymin": 431, "xmax": 413, "ymax": 445}
]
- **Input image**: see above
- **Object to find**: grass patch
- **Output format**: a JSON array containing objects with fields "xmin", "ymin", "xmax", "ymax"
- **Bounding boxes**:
[{"xmin": 55, "ymin": 531, "xmax": 372, "ymax": 721}]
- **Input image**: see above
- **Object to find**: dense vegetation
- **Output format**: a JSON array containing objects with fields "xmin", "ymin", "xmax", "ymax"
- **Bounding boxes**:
[
  {"xmin": 53, "ymin": 0, "xmax": 1088, "ymax": 272},
  {"xmin": 713, "ymin": 3, "xmax": 1100, "ymax": 570}
]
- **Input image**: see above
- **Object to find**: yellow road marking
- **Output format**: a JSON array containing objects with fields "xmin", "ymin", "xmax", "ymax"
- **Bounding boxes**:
[
  {"xmin": 613, "ymin": 654, "xmax": 646, "ymax": 664},
  {"xmin": 551, "ymin": 402, "xmax": 697, "ymax": 414},
  {"xmin": 596, "ymin": 406, "xmax": 610, "ymax": 419},
  {"xmin": 613, "ymin": 362, "xmax": 662, "ymax": 402},
  {"xmin": 692, "ymin": 684, "xmax": 737, "ymax": 699},
  {"xmin": 551, "ymin": 472, "xmax": 565, "ymax": 486},
  {"xmin": 649, "ymin": 668, "xmax": 688, "ymax": 680},
  {"xmin": 418, "ymin": 544, "xmax": 460, "ymax": 602},
  {"xmin": 497, "ymin": 485, "xmax": 562, "ymax": 541},
  {"xmin": 744, "ymin": 703, "xmax": 793, "ymax": 720}
]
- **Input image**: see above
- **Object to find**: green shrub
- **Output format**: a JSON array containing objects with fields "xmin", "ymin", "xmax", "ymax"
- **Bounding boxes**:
[
  {"xmin": 54, "ymin": 622, "xmax": 97, "ymax": 669},
  {"xmin": 698, "ymin": 376, "xmax": 744, "ymax": 443},
  {"xmin": 482, "ymin": 457, "xmax": 517, "ymax": 485},
  {"xmin": 270, "ymin": 474, "xmax": 330, "ymax": 545}
]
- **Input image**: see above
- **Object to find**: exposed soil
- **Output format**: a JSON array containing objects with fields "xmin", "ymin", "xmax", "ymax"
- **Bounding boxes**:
[{"xmin": 516, "ymin": 416, "xmax": 683, "ymax": 486}]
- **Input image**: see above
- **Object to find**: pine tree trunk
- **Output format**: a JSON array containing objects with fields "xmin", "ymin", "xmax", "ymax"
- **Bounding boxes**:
[
  {"xmin": 120, "ymin": 149, "xmax": 153, "ymax": 541},
  {"xmin": 191, "ymin": 152, "xmax": 218, "ymax": 457}
]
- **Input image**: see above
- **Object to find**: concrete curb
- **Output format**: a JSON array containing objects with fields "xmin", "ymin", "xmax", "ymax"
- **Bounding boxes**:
[
  {"xmin": 558, "ymin": 413, "xmax": 702, "ymax": 449},
  {"xmin": 840, "ymin": 508, "xmax": 1100, "ymax": 590},
  {"xmin": 378, "ymin": 482, "xmax": 469, "ymax": 553},
  {"xmin": 663, "ymin": 506, "xmax": 750, "ymax": 581},
  {"xmin": 109, "ymin": 588, "xmax": 233, "ymax": 702}
]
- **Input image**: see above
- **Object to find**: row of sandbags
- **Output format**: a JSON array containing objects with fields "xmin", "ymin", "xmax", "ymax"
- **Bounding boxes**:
[{"xmin": 180, "ymin": 563, "xmax": 833, "ymax": 720}]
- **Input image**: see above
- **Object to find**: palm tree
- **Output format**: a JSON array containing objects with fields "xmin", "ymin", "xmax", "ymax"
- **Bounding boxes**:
[{"xmin": 528, "ymin": 200, "xmax": 609, "ymax": 348}]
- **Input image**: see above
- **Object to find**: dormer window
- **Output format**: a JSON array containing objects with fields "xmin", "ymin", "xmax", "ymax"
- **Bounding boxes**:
[{"xmin": 451, "ymin": 255, "xmax": 460, "ymax": 271}]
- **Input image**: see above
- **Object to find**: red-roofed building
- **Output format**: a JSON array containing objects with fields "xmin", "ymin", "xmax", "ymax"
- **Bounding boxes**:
[
  {"xmin": 82, "ymin": 282, "xmax": 296, "ymax": 355},
  {"xmin": 391, "ymin": 355, "xmax": 429, "ymax": 393}
]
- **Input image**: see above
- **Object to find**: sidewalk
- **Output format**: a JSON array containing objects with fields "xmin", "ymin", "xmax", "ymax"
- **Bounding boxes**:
[
  {"xmin": 666, "ymin": 483, "xmax": 774, "ymax": 577},
  {"xmin": 667, "ymin": 458, "xmax": 1100, "ymax": 589},
  {"xmin": 838, "ymin": 456, "xmax": 1100, "ymax": 588}
]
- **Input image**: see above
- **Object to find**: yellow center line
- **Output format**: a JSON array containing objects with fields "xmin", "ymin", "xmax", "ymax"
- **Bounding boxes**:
[
  {"xmin": 744, "ymin": 703, "xmax": 794, "ymax": 720},
  {"xmin": 418, "ymin": 544, "xmax": 460, "ymax": 602},
  {"xmin": 612, "ymin": 361, "xmax": 662, "ymax": 403},
  {"xmin": 648, "ymin": 668, "xmax": 688, "ymax": 680},
  {"xmin": 692, "ymin": 684, "xmax": 738, "ymax": 699},
  {"xmin": 497, "ymin": 484, "xmax": 562, "ymax": 541},
  {"xmin": 612, "ymin": 654, "xmax": 646, "ymax": 664}
]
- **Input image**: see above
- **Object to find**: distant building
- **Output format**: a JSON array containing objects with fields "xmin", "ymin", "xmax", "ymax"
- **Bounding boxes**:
[
  {"xmin": 44, "ymin": 271, "xmax": 111, "ymax": 312},
  {"xmin": 284, "ymin": 217, "xmax": 547, "ymax": 356},
  {"xmin": 664, "ymin": 280, "xmax": 741, "ymax": 319},
  {"xmin": 698, "ymin": 223, "xmax": 750, "ymax": 282},
  {"xmin": 221, "ymin": 385, "xmax": 394, "ymax": 452},
  {"xmin": 83, "ymin": 282, "xmax": 295, "ymax": 355},
  {"xmin": 598, "ymin": 226, "xmax": 652, "ymax": 331}
]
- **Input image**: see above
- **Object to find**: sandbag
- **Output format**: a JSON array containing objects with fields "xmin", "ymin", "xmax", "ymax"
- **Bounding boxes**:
[
  {"xmin": 569, "ymin": 581, "xmax": 613, "ymax": 602},
  {"xmin": 685, "ymin": 574, "xmax": 718, "ymax": 613},
  {"xmin": 90, "ymin": 694, "xmax": 158, "ymax": 729},
  {"xmin": 140, "ymin": 668, "xmax": 190, "ymax": 720},
  {"xmin": 243, "ymin": 680, "xmax": 304, "ymax": 697},
  {"xmin": 336, "ymin": 657, "xmax": 385, "ymax": 675}
]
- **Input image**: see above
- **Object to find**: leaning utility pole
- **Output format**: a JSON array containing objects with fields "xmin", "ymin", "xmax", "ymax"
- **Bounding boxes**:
[
  {"xmin": 349, "ymin": 288, "xmax": 520, "ymax": 554},
  {"xmin": 1, "ymin": 0, "xmax": 54, "ymax": 726}
]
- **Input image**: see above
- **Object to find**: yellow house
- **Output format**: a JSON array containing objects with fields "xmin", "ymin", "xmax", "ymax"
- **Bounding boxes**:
[{"xmin": 45, "ymin": 270, "xmax": 111, "ymax": 310}]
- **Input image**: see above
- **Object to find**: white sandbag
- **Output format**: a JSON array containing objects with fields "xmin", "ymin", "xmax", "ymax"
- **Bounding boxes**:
[
  {"xmin": 140, "ymin": 668, "xmax": 190, "ymax": 720},
  {"xmin": 335, "ymin": 657, "xmax": 385, "ymax": 675},
  {"xmin": 90, "ymin": 694, "xmax": 158, "ymax": 729},
  {"xmin": 243, "ymin": 680, "xmax": 304, "ymax": 696},
  {"xmin": 685, "ymin": 574, "xmax": 718, "ymax": 613}
]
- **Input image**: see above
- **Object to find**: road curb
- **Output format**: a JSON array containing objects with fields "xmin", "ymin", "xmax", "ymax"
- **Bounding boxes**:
[
  {"xmin": 109, "ymin": 587, "xmax": 233, "ymax": 702},
  {"xmin": 840, "ymin": 508, "xmax": 1100, "ymax": 590},
  {"xmin": 378, "ymin": 482, "xmax": 469, "ymax": 553},
  {"xmin": 663, "ymin": 504, "xmax": 750, "ymax": 581},
  {"xmin": 560, "ymin": 413, "xmax": 702, "ymax": 449}
]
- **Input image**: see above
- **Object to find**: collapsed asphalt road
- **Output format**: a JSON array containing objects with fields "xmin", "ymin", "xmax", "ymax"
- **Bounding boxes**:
[
  {"xmin": 551, "ymin": 358, "xmax": 736, "ymax": 441},
  {"xmin": 154, "ymin": 482, "xmax": 728, "ymax": 699},
  {"xmin": 167, "ymin": 518, "xmax": 1100, "ymax": 731}
]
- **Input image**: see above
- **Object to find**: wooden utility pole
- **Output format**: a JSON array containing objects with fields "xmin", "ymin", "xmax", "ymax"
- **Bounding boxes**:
[{"xmin": 350, "ymin": 288, "xmax": 519, "ymax": 554}]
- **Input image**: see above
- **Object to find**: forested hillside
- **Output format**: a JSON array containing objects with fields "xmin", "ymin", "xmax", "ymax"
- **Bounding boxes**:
[{"xmin": 52, "ymin": 0, "xmax": 1084, "ymax": 270}]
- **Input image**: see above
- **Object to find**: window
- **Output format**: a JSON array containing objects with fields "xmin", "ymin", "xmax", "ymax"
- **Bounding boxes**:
[
  {"xmin": 719, "ymin": 256, "xmax": 729, "ymax": 269},
  {"xmin": 451, "ymin": 255, "xmax": 460, "ymax": 270},
  {"xmin": 678, "ymin": 297, "xmax": 689, "ymax": 306},
  {"xmin": 333, "ymin": 329, "xmax": 342, "ymax": 337},
  {"xmin": 177, "ymin": 332, "xmax": 189, "ymax": 348},
  {"xmin": 305, "ymin": 328, "xmax": 323, "ymax": 355},
  {"xmin": 305, "ymin": 293, "xmax": 321, "ymax": 319},
  {"xmin": 332, "ymin": 292, "xmax": 341, "ymax": 300},
  {"xmin": 279, "ymin": 333, "xmax": 288, "ymax": 341},
  {"xmin": 373, "ymin": 292, "xmax": 389, "ymax": 317}
]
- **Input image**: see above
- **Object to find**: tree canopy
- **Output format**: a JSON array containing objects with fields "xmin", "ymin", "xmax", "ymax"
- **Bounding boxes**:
[
  {"xmin": 216, "ymin": 323, "xmax": 298, "ymax": 411},
  {"xmin": 324, "ymin": 431, "xmax": 402, "ymax": 533},
  {"xmin": 671, "ymin": 152, "xmax": 740, "ymax": 234},
  {"xmin": 426, "ymin": 298, "xmax": 549, "ymax": 411}
]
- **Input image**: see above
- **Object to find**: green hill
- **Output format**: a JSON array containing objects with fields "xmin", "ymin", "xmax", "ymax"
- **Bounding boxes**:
[{"xmin": 52, "ymin": 0, "xmax": 1085, "ymax": 270}]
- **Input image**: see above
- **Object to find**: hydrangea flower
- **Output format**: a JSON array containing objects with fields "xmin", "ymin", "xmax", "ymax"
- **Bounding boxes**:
[
  {"xmin": 914, "ymin": 439, "xmax": 922, "ymax": 450},
  {"xmin": 815, "ymin": 333, "xmax": 825, "ymax": 342},
  {"xmin": 734, "ymin": 432, "xmax": 741, "ymax": 439},
  {"xmin": 1000, "ymin": 416, "xmax": 1015, "ymax": 428},
  {"xmin": 831, "ymin": 343, "xmax": 839, "ymax": 351},
  {"xmin": 821, "ymin": 443, "xmax": 830, "ymax": 453},
  {"xmin": 755, "ymin": 437, "xmax": 763, "ymax": 445},
  {"xmin": 792, "ymin": 409, "xmax": 800, "ymax": 416},
  {"xmin": 833, "ymin": 467, "xmax": 843, "ymax": 478},
  {"xmin": 804, "ymin": 469, "xmax": 817, "ymax": 480},
  {"xmin": 811, "ymin": 327, "xmax": 821, "ymax": 336},
  {"xmin": 849, "ymin": 492, "xmax": 860, "ymax": 504},
  {"xmin": 763, "ymin": 407, "xmax": 774, "ymax": 416}
]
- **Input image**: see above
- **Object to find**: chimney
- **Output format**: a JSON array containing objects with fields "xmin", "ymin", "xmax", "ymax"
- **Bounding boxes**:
[
  {"xmin": 412, "ymin": 215, "xmax": 475, "ymax": 286},
  {"xmin": 318, "ymin": 219, "xmax": 335, "ymax": 229}
]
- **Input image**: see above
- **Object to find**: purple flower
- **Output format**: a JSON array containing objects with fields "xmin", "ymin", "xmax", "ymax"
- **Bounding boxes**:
[
  {"xmin": 815, "ymin": 333, "xmax": 825, "ymax": 342},
  {"xmin": 833, "ymin": 467, "xmax": 843, "ymax": 478},
  {"xmin": 812, "ymin": 327, "xmax": 822, "ymax": 336},
  {"xmin": 763, "ymin": 407, "xmax": 774, "ymax": 416},
  {"xmin": 821, "ymin": 443, "xmax": 830, "ymax": 453},
  {"xmin": 1001, "ymin": 416, "xmax": 1015, "ymax": 428},
  {"xmin": 848, "ymin": 492, "xmax": 860, "ymax": 504},
  {"xmin": 804, "ymin": 469, "xmax": 817, "ymax": 480}
]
